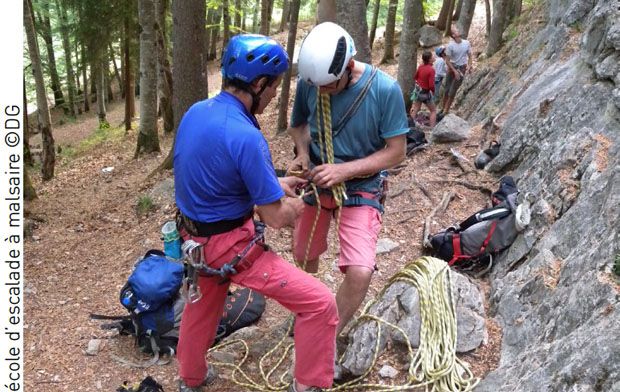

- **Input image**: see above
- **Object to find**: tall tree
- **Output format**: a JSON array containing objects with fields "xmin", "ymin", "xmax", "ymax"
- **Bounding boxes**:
[
  {"xmin": 508, "ymin": 0, "xmax": 522, "ymax": 21},
  {"xmin": 452, "ymin": 0, "xmax": 463, "ymax": 21},
  {"xmin": 457, "ymin": 0, "xmax": 476, "ymax": 38},
  {"xmin": 156, "ymin": 0, "xmax": 173, "ymax": 133},
  {"xmin": 234, "ymin": 0, "xmax": 242, "ymax": 30},
  {"xmin": 486, "ymin": 0, "xmax": 508, "ymax": 57},
  {"xmin": 435, "ymin": 0, "xmax": 453, "ymax": 31},
  {"xmin": 276, "ymin": 0, "xmax": 301, "ymax": 133},
  {"xmin": 397, "ymin": 0, "xmax": 423, "ymax": 111},
  {"xmin": 158, "ymin": 0, "xmax": 207, "ymax": 171},
  {"xmin": 56, "ymin": 0, "xmax": 78, "ymax": 117},
  {"xmin": 80, "ymin": 42, "xmax": 89, "ymax": 112},
  {"xmin": 222, "ymin": 0, "xmax": 231, "ymax": 47},
  {"xmin": 317, "ymin": 0, "xmax": 336, "ymax": 22},
  {"xmin": 337, "ymin": 0, "xmax": 371, "ymax": 63},
  {"xmin": 35, "ymin": 0, "xmax": 65, "ymax": 108},
  {"xmin": 368, "ymin": 0, "xmax": 381, "ymax": 49},
  {"xmin": 279, "ymin": 0, "xmax": 290, "ymax": 32},
  {"xmin": 444, "ymin": 0, "xmax": 456, "ymax": 36},
  {"xmin": 136, "ymin": 0, "xmax": 161, "ymax": 156},
  {"xmin": 484, "ymin": 0, "xmax": 491, "ymax": 37},
  {"xmin": 252, "ymin": 0, "xmax": 259, "ymax": 32},
  {"xmin": 209, "ymin": 8, "xmax": 222, "ymax": 61},
  {"xmin": 23, "ymin": 77, "xmax": 34, "ymax": 167},
  {"xmin": 25, "ymin": 0, "xmax": 55, "ymax": 180},
  {"xmin": 123, "ymin": 9, "xmax": 136, "ymax": 130},
  {"xmin": 24, "ymin": 168, "xmax": 38, "ymax": 201},
  {"xmin": 259, "ymin": 0, "xmax": 271, "ymax": 35},
  {"xmin": 381, "ymin": 0, "xmax": 398, "ymax": 63},
  {"xmin": 110, "ymin": 44, "xmax": 124, "ymax": 96}
]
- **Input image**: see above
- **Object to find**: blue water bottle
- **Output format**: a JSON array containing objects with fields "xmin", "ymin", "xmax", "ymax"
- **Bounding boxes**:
[{"xmin": 161, "ymin": 220, "xmax": 182, "ymax": 259}]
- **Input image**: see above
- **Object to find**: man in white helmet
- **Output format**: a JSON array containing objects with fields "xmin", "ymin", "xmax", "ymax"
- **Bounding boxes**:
[{"xmin": 287, "ymin": 22, "xmax": 409, "ymax": 340}]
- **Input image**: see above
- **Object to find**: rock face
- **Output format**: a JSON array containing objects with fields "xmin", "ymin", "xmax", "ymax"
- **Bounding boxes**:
[
  {"xmin": 341, "ymin": 271, "xmax": 486, "ymax": 376},
  {"xmin": 454, "ymin": 0, "xmax": 620, "ymax": 390}
]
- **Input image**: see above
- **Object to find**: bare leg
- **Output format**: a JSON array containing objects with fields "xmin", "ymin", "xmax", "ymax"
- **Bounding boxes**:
[
  {"xmin": 427, "ymin": 102, "xmax": 437, "ymax": 127},
  {"xmin": 409, "ymin": 101, "xmax": 422, "ymax": 120},
  {"xmin": 335, "ymin": 266, "xmax": 373, "ymax": 335}
]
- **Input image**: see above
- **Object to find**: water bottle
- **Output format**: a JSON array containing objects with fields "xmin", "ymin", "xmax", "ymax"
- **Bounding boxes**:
[{"xmin": 161, "ymin": 220, "xmax": 182, "ymax": 259}]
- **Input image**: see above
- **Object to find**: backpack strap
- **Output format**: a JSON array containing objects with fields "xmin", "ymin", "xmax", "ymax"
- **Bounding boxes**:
[
  {"xmin": 478, "ymin": 220, "xmax": 498, "ymax": 254},
  {"xmin": 332, "ymin": 66, "xmax": 378, "ymax": 137},
  {"xmin": 448, "ymin": 233, "xmax": 470, "ymax": 266}
]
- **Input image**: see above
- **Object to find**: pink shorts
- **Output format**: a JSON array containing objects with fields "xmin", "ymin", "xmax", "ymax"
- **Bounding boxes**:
[{"xmin": 293, "ymin": 193, "xmax": 383, "ymax": 272}]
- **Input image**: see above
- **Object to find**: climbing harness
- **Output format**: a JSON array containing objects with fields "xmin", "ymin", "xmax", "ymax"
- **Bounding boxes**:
[{"xmin": 181, "ymin": 220, "xmax": 268, "ymax": 303}]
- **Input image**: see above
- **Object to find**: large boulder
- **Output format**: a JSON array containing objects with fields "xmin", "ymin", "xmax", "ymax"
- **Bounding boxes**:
[
  {"xmin": 431, "ymin": 113, "xmax": 471, "ymax": 142},
  {"xmin": 418, "ymin": 25, "xmax": 442, "ymax": 48}
]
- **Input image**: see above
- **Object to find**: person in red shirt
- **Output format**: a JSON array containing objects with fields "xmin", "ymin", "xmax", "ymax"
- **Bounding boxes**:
[{"xmin": 410, "ymin": 50, "xmax": 437, "ymax": 127}]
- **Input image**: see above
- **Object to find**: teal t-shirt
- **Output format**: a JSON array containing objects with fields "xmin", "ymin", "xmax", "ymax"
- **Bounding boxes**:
[{"xmin": 290, "ymin": 63, "xmax": 408, "ymax": 192}]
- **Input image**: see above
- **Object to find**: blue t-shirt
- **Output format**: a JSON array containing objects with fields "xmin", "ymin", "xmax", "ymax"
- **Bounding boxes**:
[
  {"xmin": 174, "ymin": 91, "xmax": 284, "ymax": 223},
  {"xmin": 290, "ymin": 63, "xmax": 408, "ymax": 191}
]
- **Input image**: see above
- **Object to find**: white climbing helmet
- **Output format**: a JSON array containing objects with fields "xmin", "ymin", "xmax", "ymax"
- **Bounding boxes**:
[{"xmin": 297, "ymin": 22, "xmax": 357, "ymax": 86}]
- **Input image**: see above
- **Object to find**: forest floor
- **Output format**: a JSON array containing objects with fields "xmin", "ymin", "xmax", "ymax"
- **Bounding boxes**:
[{"xmin": 25, "ymin": 9, "xmax": 507, "ymax": 392}]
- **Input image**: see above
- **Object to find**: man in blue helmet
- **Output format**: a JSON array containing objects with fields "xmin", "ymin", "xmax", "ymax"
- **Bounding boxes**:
[{"xmin": 174, "ymin": 34, "xmax": 338, "ymax": 392}]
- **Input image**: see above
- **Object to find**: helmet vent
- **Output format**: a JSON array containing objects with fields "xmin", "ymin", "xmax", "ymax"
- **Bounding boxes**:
[
  {"xmin": 246, "ymin": 53, "xmax": 255, "ymax": 61},
  {"xmin": 261, "ymin": 55, "xmax": 270, "ymax": 64},
  {"xmin": 328, "ymin": 36, "xmax": 347, "ymax": 77}
]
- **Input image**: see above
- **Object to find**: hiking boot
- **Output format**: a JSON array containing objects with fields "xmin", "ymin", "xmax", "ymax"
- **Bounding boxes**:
[
  {"xmin": 287, "ymin": 380, "xmax": 323, "ymax": 392},
  {"xmin": 178, "ymin": 366, "xmax": 217, "ymax": 392}
]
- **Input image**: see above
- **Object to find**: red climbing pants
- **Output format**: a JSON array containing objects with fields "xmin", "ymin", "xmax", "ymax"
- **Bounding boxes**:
[{"xmin": 177, "ymin": 219, "xmax": 338, "ymax": 388}]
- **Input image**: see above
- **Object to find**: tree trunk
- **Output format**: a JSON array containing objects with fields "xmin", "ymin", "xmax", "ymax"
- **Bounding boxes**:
[
  {"xmin": 81, "ymin": 43, "xmax": 90, "ymax": 112},
  {"xmin": 397, "ymin": 0, "xmax": 423, "ymax": 111},
  {"xmin": 242, "ymin": 8, "xmax": 247, "ymax": 31},
  {"xmin": 369, "ymin": 0, "xmax": 381, "ymax": 49},
  {"xmin": 157, "ymin": 0, "xmax": 173, "ymax": 133},
  {"xmin": 486, "ymin": 0, "xmax": 508, "ymax": 57},
  {"xmin": 457, "ymin": 0, "xmax": 477, "ymax": 38},
  {"xmin": 124, "ymin": 14, "xmax": 136, "ymax": 131},
  {"xmin": 337, "ymin": 0, "xmax": 371, "ymax": 64},
  {"xmin": 157, "ymin": 0, "xmax": 208, "ymax": 171},
  {"xmin": 452, "ymin": 0, "xmax": 463, "ymax": 21},
  {"xmin": 136, "ymin": 0, "xmax": 161, "ymax": 156},
  {"xmin": 24, "ymin": 168, "xmax": 38, "ymax": 201},
  {"xmin": 37, "ymin": 1, "xmax": 64, "ymax": 108},
  {"xmin": 95, "ymin": 61, "xmax": 107, "ymax": 124},
  {"xmin": 252, "ymin": 0, "xmax": 260, "ymax": 33},
  {"xmin": 513, "ymin": 0, "xmax": 522, "ymax": 19},
  {"xmin": 444, "ymin": 0, "xmax": 456, "ymax": 36},
  {"xmin": 56, "ymin": 0, "xmax": 77, "ymax": 117},
  {"xmin": 484, "ymin": 0, "xmax": 491, "ymax": 37},
  {"xmin": 276, "ymin": 0, "xmax": 301, "ymax": 134},
  {"xmin": 23, "ymin": 77, "xmax": 34, "ymax": 167},
  {"xmin": 259, "ymin": 0, "xmax": 271, "ymax": 35},
  {"xmin": 209, "ymin": 8, "xmax": 222, "ymax": 61},
  {"xmin": 234, "ymin": 0, "xmax": 242, "ymax": 29},
  {"xmin": 105, "ymin": 65, "xmax": 114, "ymax": 102},
  {"xmin": 110, "ymin": 44, "xmax": 124, "ymax": 97},
  {"xmin": 317, "ymin": 0, "xmax": 336, "ymax": 23},
  {"xmin": 279, "ymin": 0, "xmax": 290, "ymax": 32},
  {"xmin": 381, "ymin": 0, "xmax": 399, "ymax": 63},
  {"xmin": 223, "ymin": 0, "xmax": 231, "ymax": 48},
  {"xmin": 436, "ymin": 0, "xmax": 453, "ymax": 31},
  {"xmin": 25, "ymin": 0, "xmax": 55, "ymax": 180}
]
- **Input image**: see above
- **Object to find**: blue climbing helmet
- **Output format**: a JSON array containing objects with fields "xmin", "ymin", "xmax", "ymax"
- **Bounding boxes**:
[
  {"xmin": 435, "ymin": 46, "xmax": 445, "ymax": 57},
  {"xmin": 221, "ymin": 34, "xmax": 289, "ymax": 83}
]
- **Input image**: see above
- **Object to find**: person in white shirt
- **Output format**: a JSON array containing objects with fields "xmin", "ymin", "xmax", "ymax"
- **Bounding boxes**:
[
  {"xmin": 434, "ymin": 46, "xmax": 447, "ymax": 103},
  {"xmin": 441, "ymin": 26, "xmax": 472, "ymax": 114}
]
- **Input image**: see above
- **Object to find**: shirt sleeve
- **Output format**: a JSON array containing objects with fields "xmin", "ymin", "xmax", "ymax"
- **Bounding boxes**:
[
  {"xmin": 290, "ymin": 78, "xmax": 310, "ymax": 128},
  {"xmin": 380, "ymin": 80, "xmax": 409, "ymax": 139},
  {"xmin": 235, "ymin": 132, "xmax": 285, "ymax": 206}
]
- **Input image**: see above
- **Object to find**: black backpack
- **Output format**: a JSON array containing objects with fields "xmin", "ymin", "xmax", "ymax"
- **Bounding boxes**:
[{"xmin": 428, "ymin": 176, "xmax": 521, "ymax": 276}]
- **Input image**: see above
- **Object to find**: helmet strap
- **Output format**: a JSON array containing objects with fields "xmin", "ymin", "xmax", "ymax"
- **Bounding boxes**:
[
  {"xmin": 249, "ymin": 76, "xmax": 274, "ymax": 114},
  {"xmin": 344, "ymin": 67, "xmax": 353, "ymax": 90}
]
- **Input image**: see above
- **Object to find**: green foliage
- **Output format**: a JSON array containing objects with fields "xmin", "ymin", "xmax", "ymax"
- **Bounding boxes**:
[
  {"xmin": 506, "ymin": 25, "xmax": 519, "ymax": 42},
  {"xmin": 423, "ymin": 0, "xmax": 444, "ymax": 20},
  {"xmin": 613, "ymin": 254, "xmax": 620, "ymax": 277},
  {"xmin": 136, "ymin": 195, "xmax": 156, "ymax": 216}
]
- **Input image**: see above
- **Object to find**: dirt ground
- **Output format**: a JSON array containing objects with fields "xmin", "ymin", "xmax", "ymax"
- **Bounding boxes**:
[{"xmin": 25, "ymin": 9, "xmax": 505, "ymax": 392}]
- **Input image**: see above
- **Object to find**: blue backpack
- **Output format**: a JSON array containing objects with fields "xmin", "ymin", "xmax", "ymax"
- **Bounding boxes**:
[{"xmin": 120, "ymin": 250, "xmax": 184, "ymax": 355}]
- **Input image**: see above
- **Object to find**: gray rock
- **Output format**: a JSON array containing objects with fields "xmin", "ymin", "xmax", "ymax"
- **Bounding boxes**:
[
  {"xmin": 378, "ymin": 365, "xmax": 398, "ymax": 378},
  {"xmin": 431, "ymin": 114, "xmax": 471, "ymax": 143},
  {"xmin": 376, "ymin": 238, "xmax": 399, "ymax": 254},
  {"xmin": 341, "ymin": 271, "xmax": 486, "ymax": 375},
  {"xmin": 85, "ymin": 339, "xmax": 102, "ymax": 356},
  {"xmin": 418, "ymin": 25, "xmax": 442, "ymax": 48}
]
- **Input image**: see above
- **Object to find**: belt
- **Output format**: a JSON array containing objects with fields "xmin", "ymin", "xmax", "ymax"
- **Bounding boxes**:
[{"xmin": 178, "ymin": 211, "xmax": 253, "ymax": 237}]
